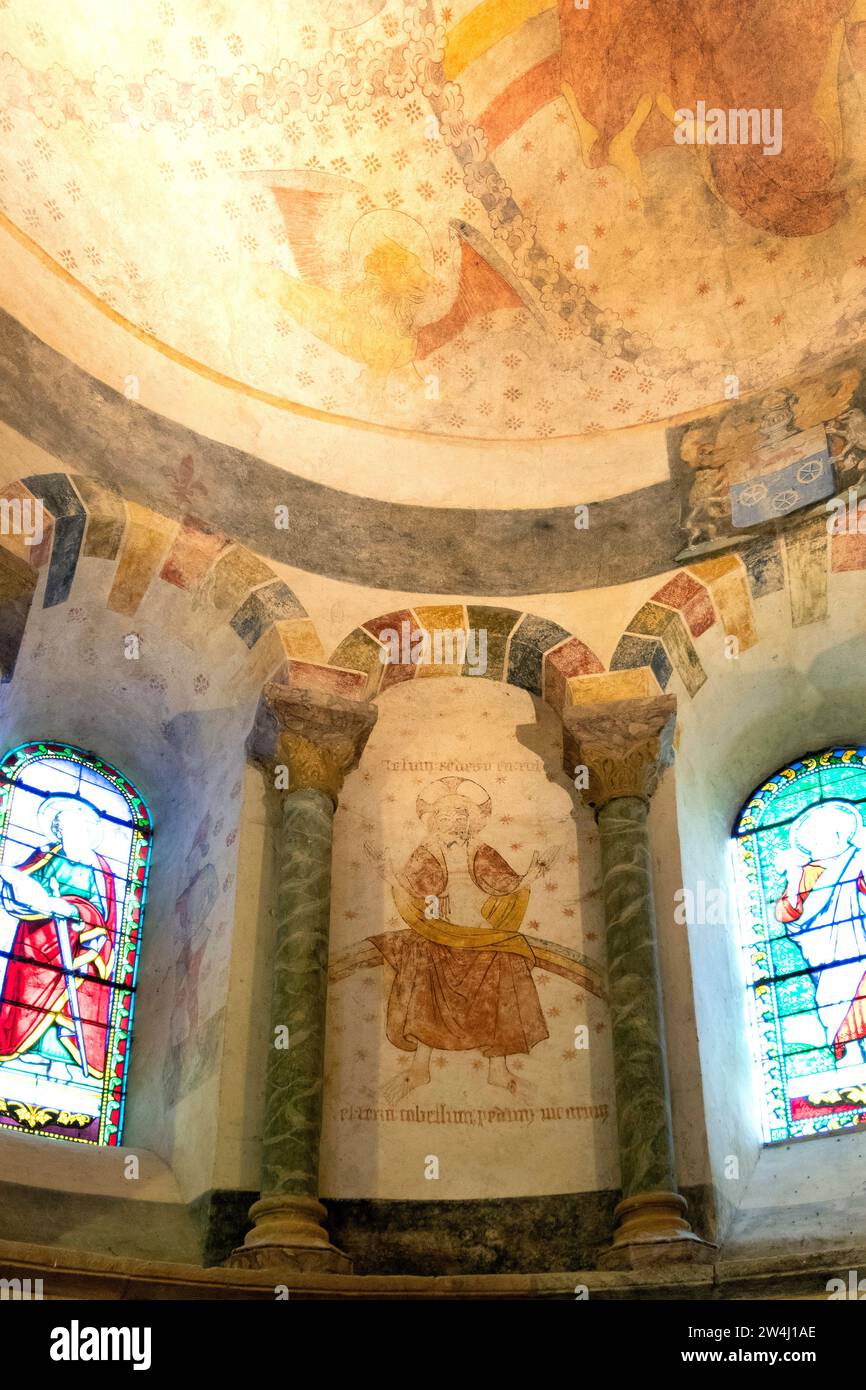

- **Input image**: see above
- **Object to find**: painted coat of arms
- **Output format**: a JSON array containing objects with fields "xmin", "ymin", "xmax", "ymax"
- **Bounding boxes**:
[{"xmin": 670, "ymin": 362, "xmax": 866, "ymax": 557}]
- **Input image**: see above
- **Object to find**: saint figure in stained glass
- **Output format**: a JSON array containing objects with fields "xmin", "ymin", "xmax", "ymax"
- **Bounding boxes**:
[
  {"xmin": 0, "ymin": 742, "xmax": 151, "ymax": 1146},
  {"xmin": 734, "ymin": 747, "xmax": 866, "ymax": 1141},
  {"xmin": 774, "ymin": 801, "xmax": 866, "ymax": 1065},
  {"xmin": 0, "ymin": 795, "xmax": 117, "ymax": 1082}
]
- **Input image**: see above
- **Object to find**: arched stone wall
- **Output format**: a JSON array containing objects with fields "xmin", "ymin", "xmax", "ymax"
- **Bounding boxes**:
[
  {"xmin": 659, "ymin": 561, "xmax": 866, "ymax": 1252},
  {"xmin": 288, "ymin": 605, "xmax": 605, "ymax": 711},
  {"xmin": 0, "ymin": 471, "xmax": 324, "ymax": 683},
  {"xmin": 610, "ymin": 516, "xmax": 863, "ymax": 701},
  {"xmin": 0, "ymin": 472, "xmax": 298, "ymax": 1263}
]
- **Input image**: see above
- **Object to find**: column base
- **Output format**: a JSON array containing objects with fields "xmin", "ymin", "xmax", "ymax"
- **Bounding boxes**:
[
  {"xmin": 224, "ymin": 1193, "xmax": 353, "ymax": 1275},
  {"xmin": 597, "ymin": 1190, "xmax": 716, "ymax": 1270}
]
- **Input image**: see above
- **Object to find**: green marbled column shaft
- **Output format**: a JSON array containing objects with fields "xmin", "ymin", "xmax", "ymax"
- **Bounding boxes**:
[
  {"xmin": 261, "ymin": 787, "xmax": 335, "ymax": 1197},
  {"xmin": 597, "ymin": 795, "xmax": 676, "ymax": 1198}
]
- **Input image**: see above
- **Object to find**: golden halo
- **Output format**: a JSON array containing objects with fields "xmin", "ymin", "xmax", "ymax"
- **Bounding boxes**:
[
  {"xmin": 348, "ymin": 209, "xmax": 435, "ymax": 277},
  {"xmin": 416, "ymin": 776, "xmax": 492, "ymax": 822}
]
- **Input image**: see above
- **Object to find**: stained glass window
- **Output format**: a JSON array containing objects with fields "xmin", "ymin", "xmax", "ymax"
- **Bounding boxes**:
[
  {"xmin": 734, "ymin": 747, "xmax": 866, "ymax": 1142},
  {"xmin": 0, "ymin": 741, "xmax": 151, "ymax": 1146}
]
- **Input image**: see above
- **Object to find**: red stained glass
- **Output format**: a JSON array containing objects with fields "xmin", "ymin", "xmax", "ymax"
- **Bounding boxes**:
[{"xmin": 0, "ymin": 743, "xmax": 151, "ymax": 1146}]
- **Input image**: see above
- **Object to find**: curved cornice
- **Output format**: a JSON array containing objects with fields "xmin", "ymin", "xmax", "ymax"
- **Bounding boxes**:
[{"xmin": 0, "ymin": 310, "xmax": 679, "ymax": 596}]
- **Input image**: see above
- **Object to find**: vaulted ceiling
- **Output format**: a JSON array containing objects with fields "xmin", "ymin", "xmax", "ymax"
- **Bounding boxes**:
[{"xmin": 3, "ymin": 0, "xmax": 866, "ymax": 448}]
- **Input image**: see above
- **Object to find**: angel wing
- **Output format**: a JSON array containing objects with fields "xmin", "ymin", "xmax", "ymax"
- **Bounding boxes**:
[
  {"xmin": 414, "ymin": 220, "xmax": 549, "ymax": 360},
  {"xmin": 242, "ymin": 168, "xmax": 364, "ymax": 289},
  {"xmin": 248, "ymin": 173, "xmax": 548, "ymax": 374}
]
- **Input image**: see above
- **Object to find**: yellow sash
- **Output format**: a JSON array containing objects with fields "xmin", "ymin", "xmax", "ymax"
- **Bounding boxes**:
[{"xmin": 392, "ymin": 884, "xmax": 534, "ymax": 960}]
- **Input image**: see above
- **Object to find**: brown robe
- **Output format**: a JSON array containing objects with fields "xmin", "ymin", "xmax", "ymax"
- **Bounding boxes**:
[{"xmin": 368, "ymin": 842, "xmax": 548, "ymax": 1058}]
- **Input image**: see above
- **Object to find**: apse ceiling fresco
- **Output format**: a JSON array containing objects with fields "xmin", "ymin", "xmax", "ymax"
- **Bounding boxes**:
[{"xmin": 4, "ymin": 0, "xmax": 866, "ymax": 441}]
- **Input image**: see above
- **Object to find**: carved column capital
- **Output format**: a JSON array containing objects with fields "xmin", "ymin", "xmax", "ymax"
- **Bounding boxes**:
[
  {"xmin": 561, "ymin": 695, "xmax": 677, "ymax": 812},
  {"xmin": 248, "ymin": 682, "xmax": 378, "ymax": 803}
]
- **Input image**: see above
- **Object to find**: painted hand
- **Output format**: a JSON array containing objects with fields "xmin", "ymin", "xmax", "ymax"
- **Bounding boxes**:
[
  {"xmin": 364, "ymin": 841, "xmax": 394, "ymax": 882},
  {"xmin": 526, "ymin": 846, "xmax": 560, "ymax": 881},
  {"xmin": 0, "ymin": 868, "xmax": 58, "ymax": 918},
  {"xmin": 47, "ymin": 896, "xmax": 75, "ymax": 920}
]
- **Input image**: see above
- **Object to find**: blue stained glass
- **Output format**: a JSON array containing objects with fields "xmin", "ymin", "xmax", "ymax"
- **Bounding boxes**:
[{"xmin": 734, "ymin": 747, "xmax": 866, "ymax": 1141}]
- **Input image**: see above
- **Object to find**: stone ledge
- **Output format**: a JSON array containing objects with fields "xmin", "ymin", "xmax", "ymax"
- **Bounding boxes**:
[
  {"xmin": 1, "ymin": 1235, "xmax": 861, "ymax": 1300},
  {"xmin": 717, "ymin": 1242, "xmax": 866, "ymax": 1300},
  {"xmin": 0, "ymin": 1236, "xmax": 711, "ymax": 1300}
]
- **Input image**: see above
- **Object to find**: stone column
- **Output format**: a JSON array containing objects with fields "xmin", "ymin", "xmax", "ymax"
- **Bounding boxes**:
[
  {"xmin": 227, "ymin": 683, "xmax": 377, "ymax": 1274},
  {"xmin": 562, "ymin": 695, "xmax": 712, "ymax": 1268}
]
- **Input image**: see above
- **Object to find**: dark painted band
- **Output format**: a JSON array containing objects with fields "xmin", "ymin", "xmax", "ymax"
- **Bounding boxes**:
[{"xmin": 0, "ymin": 310, "xmax": 679, "ymax": 597}]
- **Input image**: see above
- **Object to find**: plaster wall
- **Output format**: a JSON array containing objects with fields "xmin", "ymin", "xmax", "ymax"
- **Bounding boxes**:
[
  {"xmin": 0, "ymin": 553, "xmax": 264, "ymax": 1219},
  {"xmin": 321, "ymin": 676, "xmax": 617, "ymax": 1200},
  {"xmin": 673, "ymin": 570, "xmax": 866, "ymax": 1246}
]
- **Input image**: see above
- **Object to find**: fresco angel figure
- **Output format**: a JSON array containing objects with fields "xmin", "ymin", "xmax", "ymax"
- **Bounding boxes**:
[
  {"xmin": 364, "ymin": 777, "xmax": 558, "ymax": 1102},
  {"xmin": 248, "ymin": 171, "xmax": 546, "ymax": 391}
]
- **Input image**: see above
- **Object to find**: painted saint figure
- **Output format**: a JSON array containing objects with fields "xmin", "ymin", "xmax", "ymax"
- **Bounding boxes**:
[
  {"xmin": 0, "ymin": 794, "xmax": 116, "ymax": 1082},
  {"xmin": 775, "ymin": 800, "xmax": 866, "ymax": 1064},
  {"xmin": 557, "ymin": 0, "xmax": 851, "ymax": 235},
  {"xmin": 365, "ymin": 777, "xmax": 557, "ymax": 1102}
]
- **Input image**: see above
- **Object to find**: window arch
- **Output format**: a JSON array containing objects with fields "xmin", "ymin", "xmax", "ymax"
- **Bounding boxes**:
[
  {"xmin": 734, "ymin": 747, "xmax": 866, "ymax": 1143},
  {"xmin": 0, "ymin": 741, "xmax": 151, "ymax": 1147}
]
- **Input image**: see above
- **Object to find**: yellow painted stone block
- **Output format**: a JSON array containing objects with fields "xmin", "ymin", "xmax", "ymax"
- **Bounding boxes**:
[
  {"xmin": 108, "ymin": 502, "xmax": 178, "ymax": 616},
  {"xmin": 565, "ymin": 667, "xmax": 661, "ymax": 705},
  {"xmin": 412, "ymin": 603, "xmax": 467, "ymax": 632},
  {"xmin": 275, "ymin": 618, "xmax": 326, "ymax": 664}
]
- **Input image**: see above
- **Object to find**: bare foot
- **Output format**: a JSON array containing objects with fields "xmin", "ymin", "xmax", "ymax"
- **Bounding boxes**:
[
  {"xmin": 486, "ymin": 1074, "xmax": 528, "ymax": 1098},
  {"xmin": 487, "ymin": 1057, "xmax": 528, "ymax": 1098},
  {"xmin": 381, "ymin": 1053, "xmax": 432, "ymax": 1105}
]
